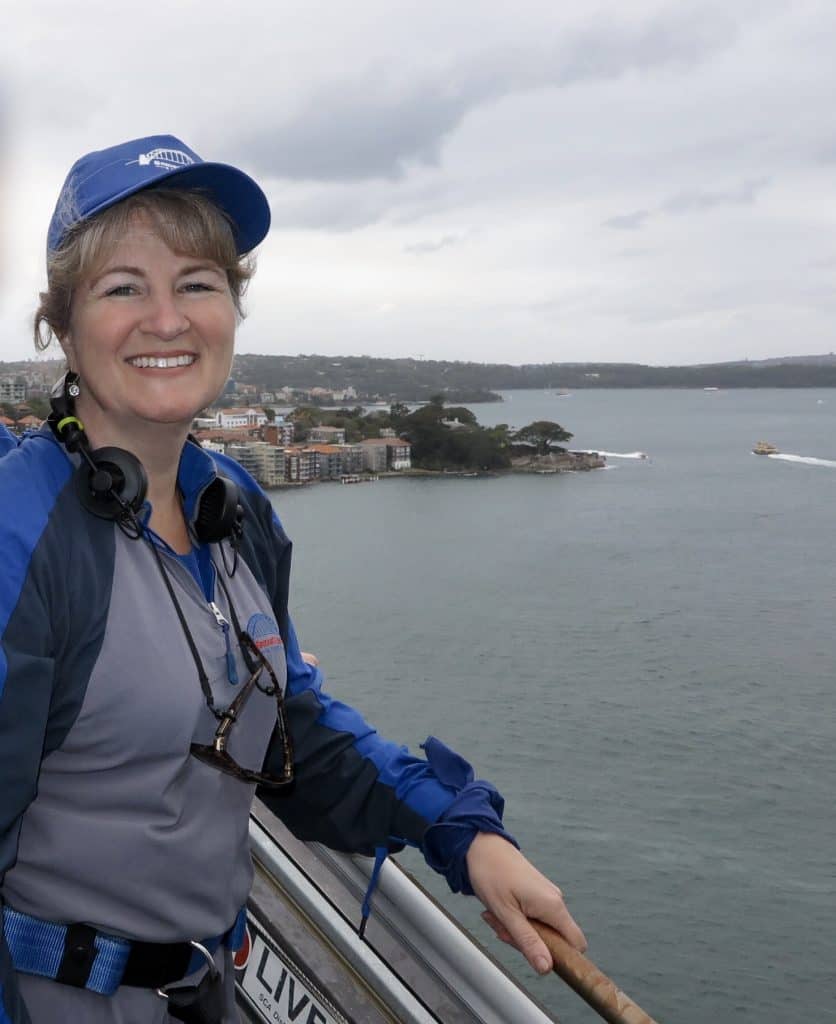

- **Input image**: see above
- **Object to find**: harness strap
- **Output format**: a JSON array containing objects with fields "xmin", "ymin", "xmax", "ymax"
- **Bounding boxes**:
[{"xmin": 2, "ymin": 905, "xmax": 246, "ymax": 996}]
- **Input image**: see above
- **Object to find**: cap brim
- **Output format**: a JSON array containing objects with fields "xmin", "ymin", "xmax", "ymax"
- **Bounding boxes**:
[{"xmin": 84, "ymin": 161, "xmax": 271, "ymax": 255}]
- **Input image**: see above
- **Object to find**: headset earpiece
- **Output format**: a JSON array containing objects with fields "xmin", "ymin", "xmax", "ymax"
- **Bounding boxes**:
[
  {"xmin": 49, "ymin": 371, "xmax": 148, "ymax": 521},
  {"xmin": 74, "ymin": 446, "xmax": 148, "ymax": 520},
  {"xmin": 193, "ymin": 475, "xmax": 243, "ymax": 544}
]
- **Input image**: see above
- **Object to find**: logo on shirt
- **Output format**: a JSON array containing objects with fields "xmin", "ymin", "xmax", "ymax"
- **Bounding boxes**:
[
  {"xmin": 247, "ymin": 613, "xmax": 283, "ymax": 651},
  {"xmin": 233, "ymin": 926, "xmax": 252, "ymax": 971},
  {"xmin": 129, "ymin": 148, "xmax": 196, "ymax": 172}
]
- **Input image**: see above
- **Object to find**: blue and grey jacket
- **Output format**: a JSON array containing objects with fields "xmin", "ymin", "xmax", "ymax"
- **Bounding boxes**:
[{"xmin": 0, "ymin": 425, "xmax": 514, "ymax": 1023}]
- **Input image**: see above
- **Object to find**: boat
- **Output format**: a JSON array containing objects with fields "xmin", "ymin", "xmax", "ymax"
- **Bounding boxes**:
[{"xmin": 752, "ymin": 441, "xmax": 779, "ymax": 455}]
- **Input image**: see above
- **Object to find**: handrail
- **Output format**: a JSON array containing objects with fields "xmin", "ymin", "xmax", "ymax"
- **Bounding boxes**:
[{"xmin": 532, "ymin": 921, "xmax": 661, "ymax": 1024}]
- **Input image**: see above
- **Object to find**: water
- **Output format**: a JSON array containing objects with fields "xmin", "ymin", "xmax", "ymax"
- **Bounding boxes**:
[{"xmin": 270, "ymin": 389, "xmax": 836, "ymax": 1024}]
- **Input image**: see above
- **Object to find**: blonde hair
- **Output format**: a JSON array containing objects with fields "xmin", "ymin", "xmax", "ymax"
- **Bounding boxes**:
[{"xmin": 34, "ymin": 188, "xmax": 255, "ymax": 350}]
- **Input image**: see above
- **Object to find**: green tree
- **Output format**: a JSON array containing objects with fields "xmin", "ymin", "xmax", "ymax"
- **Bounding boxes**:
[{"xmin": 513, "ymin": 421, "xmax": 573, "ymax": 455}]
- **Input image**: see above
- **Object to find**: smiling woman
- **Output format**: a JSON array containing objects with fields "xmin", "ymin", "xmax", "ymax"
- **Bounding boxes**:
[{"xmin": 0, "ymin": 134, "xmax": 586, "ymax": 1024}]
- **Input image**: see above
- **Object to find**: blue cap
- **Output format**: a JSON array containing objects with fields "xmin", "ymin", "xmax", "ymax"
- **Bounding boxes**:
[{"xmin": 47, "ymin": 134, "xmax": 271, "ymax": 256}]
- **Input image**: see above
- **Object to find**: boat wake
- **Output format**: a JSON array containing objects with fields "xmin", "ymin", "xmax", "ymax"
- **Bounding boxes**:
[
  {"xmin": 768, "ymin": 453, "xmax": 836, "ymax": 469},
  {"xmin": 588, "ymin": 450, "xmax": 649, "ymax": 460}
]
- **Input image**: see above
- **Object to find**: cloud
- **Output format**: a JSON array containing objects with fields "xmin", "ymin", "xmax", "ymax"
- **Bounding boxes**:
[
  {"xmin": 662, "ymin": 176, "xmax": 770, "ymax": 213},
  {"xmin": 603, "ymin": 210, "xmax": 652, "ymax": 231},
  {"xmin": 604, "ymin": 177, "xmax": 770, "ymax": 230},
  {"xmin": 404, "ymin": 233, "xmax": 466, "ymax": 255},
  {"xmin": 234, "ymin": 7, "xmax": 737, "ymax": 184}
]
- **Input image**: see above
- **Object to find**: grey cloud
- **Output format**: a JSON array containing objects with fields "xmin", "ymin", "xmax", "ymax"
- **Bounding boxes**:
[
  {"xmin": 662, "ymin": 176, "xmax": 770, "ymax": 213},
  {"xmin": 235, "ymin": 7, "xmax": 736, "ymax": 184},
  {"xmin": 404, "ymin": 233, "xmax": 465, "ymax": 255},
  {"xmin": 605, "ymin": 177, "xmax": 770, "ymax": 231},
  {"xmin": 603, "ymin": 210, "xmax": 652, "ymax": 231}
]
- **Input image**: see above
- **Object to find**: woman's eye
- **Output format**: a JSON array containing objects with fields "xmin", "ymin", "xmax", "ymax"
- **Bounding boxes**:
[
  {"xmin": 105, "ymin": 284, "xmax": 136, "ymax": 297},
  {"xmin": 182, "ymin": 281, "xmax": 215, "ymax": 293}
]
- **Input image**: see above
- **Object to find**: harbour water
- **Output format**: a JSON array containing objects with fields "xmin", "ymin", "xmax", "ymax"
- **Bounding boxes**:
[{"xmin": 271, "ymin": 389, "xmax": 836, "ymax": 1024}]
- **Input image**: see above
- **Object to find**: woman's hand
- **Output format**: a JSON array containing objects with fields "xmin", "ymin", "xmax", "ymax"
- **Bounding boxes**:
[
  {"xmin": 301, "ymin": 651, "xmax": 319, "ymax": 667},
  {"xmin": 466, "ymin": 832, "xmax": 587, "ymax": 975}
]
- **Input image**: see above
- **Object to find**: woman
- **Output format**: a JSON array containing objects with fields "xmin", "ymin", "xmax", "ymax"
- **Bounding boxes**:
[{"xmin": 0, "ymin": 135, "xmax": 585, "ymax": 1024}]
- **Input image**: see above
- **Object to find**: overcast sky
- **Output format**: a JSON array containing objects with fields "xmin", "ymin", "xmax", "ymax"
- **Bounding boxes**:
[{"xmin": 1, "ymin": 0, "xmax": 835, "ymax": 367}]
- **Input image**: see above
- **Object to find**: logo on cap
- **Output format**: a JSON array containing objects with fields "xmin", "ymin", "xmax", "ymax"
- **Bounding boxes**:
[{"xmin": 133, "ymin": 148, "xmax": 196, "ymax": 171}]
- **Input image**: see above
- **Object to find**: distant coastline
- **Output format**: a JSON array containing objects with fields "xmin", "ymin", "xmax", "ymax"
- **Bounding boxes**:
[{"xmin": 5, "ymin": 353, "xmax": 836, "ymax": 407}]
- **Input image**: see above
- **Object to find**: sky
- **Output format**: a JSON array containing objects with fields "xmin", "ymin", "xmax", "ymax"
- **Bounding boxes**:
[{"xmin": 1, "ymin": 0, "xmax": 835, "ymax": 367}]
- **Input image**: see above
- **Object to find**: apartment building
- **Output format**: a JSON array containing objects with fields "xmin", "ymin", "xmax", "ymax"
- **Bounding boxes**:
[
  {"xmin": 226, "ymin": 441, "xmax": 286, "ymax": 487},
  {"xmin": 285, "ymin": 448, "xmax": 318, "ymax": 483},
  {"xmin": 262, "ymin": 422, "xmax": 295, "ymax": 446},
  {"xmin": 359, "ymin": 438, "xmax": 412, "ymax": 471},
  {"xmin": 0, "ymin": 378, "xmax": 26, "ymax": 403}
]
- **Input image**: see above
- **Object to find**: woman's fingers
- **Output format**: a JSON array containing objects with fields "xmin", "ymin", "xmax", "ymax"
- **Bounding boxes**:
[
  {"xmin": 481, "ymin": 910, "xmax": 513, "ymax": 944},
  {"xmin": 466, "ymin": 832, "xmax": 587, "ymax": 975},
  {"xmin": 300, "ymin": 651, "xmax": 319, "ymax": 666}
]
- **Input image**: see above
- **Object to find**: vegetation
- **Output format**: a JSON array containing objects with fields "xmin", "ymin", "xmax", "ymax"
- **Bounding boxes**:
[
  {"xmin": 512, "ymin": 421, "xmax": 573, "ymax": 454},
  {"xmin": 229, "ymin": 352, "xmax": 836, "ymax": 397},
  {"xmin": 284, "ymin": 399, "xmax": 574, "ymax": 472}
]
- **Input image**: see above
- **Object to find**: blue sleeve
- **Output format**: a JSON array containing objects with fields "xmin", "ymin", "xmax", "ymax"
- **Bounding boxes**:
[
  {"xmin": 0, "ymin": 519, "xmax": 56, "ymax": 1024},
  {"xmin": 0, "ymin": 427, "xmax": 18, "ymax": 456}
]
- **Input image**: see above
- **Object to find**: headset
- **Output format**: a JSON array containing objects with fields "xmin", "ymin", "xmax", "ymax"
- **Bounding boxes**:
[{"xmin": 48, "ymin": 371, "xmax": 244, "ymax": 548}]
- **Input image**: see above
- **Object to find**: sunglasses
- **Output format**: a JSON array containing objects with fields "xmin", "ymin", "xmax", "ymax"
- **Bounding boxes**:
[{"xmin": 190, "ymin": 632, "xmax": 294, "ymax": 789}]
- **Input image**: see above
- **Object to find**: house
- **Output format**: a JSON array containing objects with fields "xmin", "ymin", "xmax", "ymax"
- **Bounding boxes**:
[{"xmin": 215, "ymin": 407, "xmax": 267, "ymax": 429}]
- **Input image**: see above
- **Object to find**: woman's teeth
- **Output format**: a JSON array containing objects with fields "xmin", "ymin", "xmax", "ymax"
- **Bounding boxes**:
[{"xmin": 128, "ymin": 355, "xmax": 196, "ymax": 368}]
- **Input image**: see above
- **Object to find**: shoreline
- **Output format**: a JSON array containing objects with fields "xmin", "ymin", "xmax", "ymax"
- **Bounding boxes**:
[{"xmin": 265, "ymin": 452, "xmax": 606, "ymax": 489}]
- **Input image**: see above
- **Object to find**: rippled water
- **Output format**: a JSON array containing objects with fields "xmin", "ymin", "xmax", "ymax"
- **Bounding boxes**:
[{"xmin": 272, "ymin": 389, "xmax": 836, "ymax": 1024}]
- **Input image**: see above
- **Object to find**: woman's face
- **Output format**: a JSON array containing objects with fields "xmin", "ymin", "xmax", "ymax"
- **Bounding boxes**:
[{"xmin": 64, "ymin": 212, "xmax": 236, "ymax": 439}]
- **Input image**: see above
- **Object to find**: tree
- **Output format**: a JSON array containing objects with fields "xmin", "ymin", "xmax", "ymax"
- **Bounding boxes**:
[
  {"xmin": 513, "ymin": 421, "xmax": 573, "ymax": 455},
  {"xmin": 262, "ymin": 407, "xmax": 276, "ymax": 423}
]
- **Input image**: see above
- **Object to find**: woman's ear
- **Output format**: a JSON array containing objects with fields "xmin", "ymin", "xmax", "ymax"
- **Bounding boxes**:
[{"xmin": 56, "ymin": 332, "xmax": 74, "ymax": 370}]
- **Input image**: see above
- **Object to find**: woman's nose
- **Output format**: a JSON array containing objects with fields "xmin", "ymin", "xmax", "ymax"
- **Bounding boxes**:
[{"xmin": 140, "ymin": 294, "xmax": 190, "ymax": 340}]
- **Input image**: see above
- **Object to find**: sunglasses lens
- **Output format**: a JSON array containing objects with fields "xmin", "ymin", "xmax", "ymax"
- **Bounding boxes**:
[{"xmin": 189, "ymin": 743, "xmax": 293, "ymax": 789}]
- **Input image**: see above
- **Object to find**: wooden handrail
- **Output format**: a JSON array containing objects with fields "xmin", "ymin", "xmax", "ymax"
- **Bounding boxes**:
[{"xmin": 531, "ymin": 921, "xmax": 661, "ymax": 1024}]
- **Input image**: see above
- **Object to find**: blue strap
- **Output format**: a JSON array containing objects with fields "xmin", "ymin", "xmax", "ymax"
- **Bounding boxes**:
[
  {"xmin": 2, "ymin": 906, "xmax": 244, "ymax": 996},
  {"xmin": 358, "ymin": 846, "xmax": 389, "ymax": 940}
]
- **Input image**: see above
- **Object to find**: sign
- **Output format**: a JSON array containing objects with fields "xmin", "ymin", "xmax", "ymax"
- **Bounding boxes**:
[{"xmin": 236, "ymin": 917, "xmax": 347, "ymax": 1024}]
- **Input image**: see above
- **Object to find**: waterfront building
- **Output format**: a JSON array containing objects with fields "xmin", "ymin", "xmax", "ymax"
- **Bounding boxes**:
[
  {"xmin": 359, "ymin": 438, "xmax": 412, "ymax": 471},
  {"xmin": 285, "ymin": 448, "xmax": 318, "ymax": 483},
  {"xmin": 303, "ymin": 444, "xmax": 346, "ymax": 480},
  {"xmin": 226, "ymin": 441, "xmax": 286, "ymax": 487}
]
